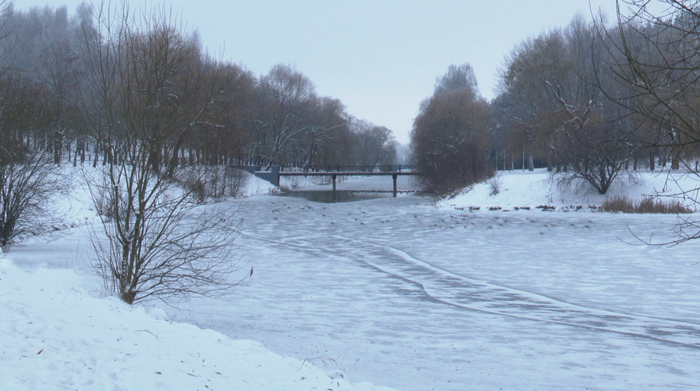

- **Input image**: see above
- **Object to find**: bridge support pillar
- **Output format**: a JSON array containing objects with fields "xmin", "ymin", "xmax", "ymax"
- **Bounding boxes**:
[
  {"xmin": 332, "ymin": 174, "xmax": 337, "ymax": 201},
  {"xmin": 253, "ymin": 165, "xmax": 280, "ymax": 187},
  {"xmin": 392, "ymin": 174, "xmax": 397, "ymax": 197}
]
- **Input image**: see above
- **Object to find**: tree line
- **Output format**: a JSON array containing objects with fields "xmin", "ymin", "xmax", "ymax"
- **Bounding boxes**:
[
  {"xmin": 0, "ymin": 2, "xmax": 398, "ymax": 172},
  {"xmin": 412, "ymin": 1, "xmax": 700, "ymax": 197}
]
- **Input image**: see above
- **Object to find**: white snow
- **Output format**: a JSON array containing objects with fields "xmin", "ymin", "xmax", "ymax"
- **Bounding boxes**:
[
  {"xmin": 3, "ymin": 166, "xmax": 700, "ymax": 390},
  {"xmin": 0, "ymin": 168, "xmax": 396, "ymax": 391},
  {"xmin": 238, "ymin": 170, "xmax": 279, "ymax": 198},
  {"xmin": 0, "ymin": 258, "xmax": 397, "ymax": 391},
  {"xmin": 440, "ymin": 168, "xmax": 700, "ymax": 211}
]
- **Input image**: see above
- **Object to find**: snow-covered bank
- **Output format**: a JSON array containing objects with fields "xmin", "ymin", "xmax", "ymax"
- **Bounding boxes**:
[
  {"xmin": 2, "ymin": 167, "xmax": 400, "ymax": 390},
  {"xmin": 439, "ymin": 168, "xmax": 700, "ymax": 211},
  {"xmin": 239, "ymin": 170, "xmax": 279, "ymax": 198},
  {"xmin": 0, "ymin": 256, "xmax": 395, "ymax": 391}
]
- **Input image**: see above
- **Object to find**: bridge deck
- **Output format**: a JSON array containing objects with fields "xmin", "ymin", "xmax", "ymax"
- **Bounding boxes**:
[
  {"xmin": 279, "ymin": 171, "xmax": 420, "ymax": 197},
  {"xmin": 279, "ymin": 171, "xmax": 418, "ymax": 176}
]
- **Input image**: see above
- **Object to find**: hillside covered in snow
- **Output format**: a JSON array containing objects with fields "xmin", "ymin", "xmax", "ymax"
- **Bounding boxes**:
[{"xmin": 438, "ymin": 168, "xmax": 700, "ymax": 212}]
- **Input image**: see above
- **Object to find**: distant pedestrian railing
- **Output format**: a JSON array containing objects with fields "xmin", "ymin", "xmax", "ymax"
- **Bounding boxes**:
[
  {"xmin": 280, "ymin": 164, "xmax": 418, "ymax": 173},
  {"xmin": 230, "ymin": 164, "xmax": 417, "ymax": 173}
]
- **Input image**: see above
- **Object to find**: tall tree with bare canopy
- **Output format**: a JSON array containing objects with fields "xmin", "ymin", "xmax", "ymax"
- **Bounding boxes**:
[{"xmin": 77, "ymin": 3, "xmax": 245, "ymax": 304}]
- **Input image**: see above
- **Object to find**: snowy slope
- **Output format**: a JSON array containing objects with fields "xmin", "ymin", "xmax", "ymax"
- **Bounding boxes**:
[
  {"xmin": 440, "ymin": 168, "xmax": 700, "ymax": 211},
  {"xmin": 0, "ymin": 167, "xmax": 396, "ymax": 391},
  {"xmin": 0, "ymin": 256, "xmax": 395, "ymax": 391},
  {"xmin": 239, "ymin": 170, "xmax": 279, "ymax": 198}
]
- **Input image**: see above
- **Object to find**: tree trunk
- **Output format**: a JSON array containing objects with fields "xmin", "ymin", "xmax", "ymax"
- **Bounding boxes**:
[
  {"xmin": 53, "ymin": 130, "xmax": 62, "ymax": 165},
  {"xmin": 672, "ymin": 144, "xmax": 681, "ymax": 170}
]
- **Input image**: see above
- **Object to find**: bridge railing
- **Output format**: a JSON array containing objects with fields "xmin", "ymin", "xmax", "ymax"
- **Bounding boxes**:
[
  {"xmin": 279, "ymin": 164, "xmax": 417, "ymax": 173},
  {"xmin": 229, "ymin": 164, "xmax": 419, "ymax": 175}
]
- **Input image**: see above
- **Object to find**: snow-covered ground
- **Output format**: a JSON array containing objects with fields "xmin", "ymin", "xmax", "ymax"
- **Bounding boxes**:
[
  {"xmin": 239, "ymin": 171, "xmax": 279, "ymax": 198},
  {"xmin": 1, "ymin": 170, "xmax": 395, "ymax": 391},
  {"xmin": 4, "ymin": 167, "xmax": 700, "ymax": 390},
  {"xmin": 0, "ymin": 257, "xmax": 388, "ymax": 391},
  {"xmin": 440, "ymin": 168, "xmax": 700, "ymax": 211}
]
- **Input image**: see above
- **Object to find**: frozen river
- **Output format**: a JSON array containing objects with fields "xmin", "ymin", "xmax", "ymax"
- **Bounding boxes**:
[{"xmin": 169, "ymin": 193, "xmax": 700, "ymax": 390}]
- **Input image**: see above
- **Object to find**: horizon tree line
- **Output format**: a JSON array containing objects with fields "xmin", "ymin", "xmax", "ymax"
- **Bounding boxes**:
[
  {"xmin": 0, "ymin": 2, "xmax": 400, "ymax": 172},
  {"xmin": 412, "ymin": 3, "xmax": 700, "ymax": 197}
]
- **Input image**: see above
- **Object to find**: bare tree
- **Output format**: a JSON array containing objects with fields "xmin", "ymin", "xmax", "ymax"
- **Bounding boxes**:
[
  {"xmin": 603, "ymin": 0, "xmax": 700, "ymax": 243},
  {"xmin": 351, "ymin": 120, "xmax": 397, "ymax": 169},
  {"xmin": 496, "ymin": 17, "xmax": 637, "ymax": 194},
  {"xmin": 411, "ymin": 64, "xmax": 493, "ymax": 195},
  {"xmin": 244, "ymin": 64, "xmax": 360, "ymax": 170},
  {"xmin": 0, "ymin": 0, "xmax": 13, "ymax": 69},
  {"xmin": 0, "ymin": 2, "xmax": 69, "ymax": 247},
  {"xmin": 606, "ymin": 0, "xmax": 700, "ymax": 164},
  {"xmin": 36, "ymin": 14, "xmax": 81, "ymax": 165},
  {"xmin": 189, "ymin": 62, "xmax": 255, "ymax": 167},
  {"xmin": 78, "ymin": 3, "xmax": 245, "ymax": 304},
  {"xmin": 249, "ymin": 64, "xmax": 316, "ymax": 166},
  {"xmin": 555, "ymin": 16, "xmax": 637, "ymax": 194},
  {"xmin": 0, "ymin": 74, "xmax": 64, "ymax": 246},
  {"xmin": 301, "ymin": 97, "xmax": 351, "ymax": 171},
  {"xmin": 434, "ymin": 63, "xmax": 480, "ymax": 97}
]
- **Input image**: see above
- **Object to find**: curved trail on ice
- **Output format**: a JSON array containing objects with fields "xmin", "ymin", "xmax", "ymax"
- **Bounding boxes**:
[{"xmin": 241, "ymin": 231, "xmax": 700, "ymax": 349}]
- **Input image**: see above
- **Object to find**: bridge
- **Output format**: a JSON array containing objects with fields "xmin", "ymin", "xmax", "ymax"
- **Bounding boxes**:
[{"xmin": 237, "ymin": 165, "xmax": 421, "ymax": 197}]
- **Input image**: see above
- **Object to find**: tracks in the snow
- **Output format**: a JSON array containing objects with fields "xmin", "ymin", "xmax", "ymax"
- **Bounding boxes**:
[{"xmin": 242, "ymin": 231, "xmax": 700, "ymax": 350}]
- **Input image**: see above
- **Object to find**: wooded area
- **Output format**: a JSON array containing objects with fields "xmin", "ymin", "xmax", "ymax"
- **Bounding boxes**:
[
  {"xmin": 7, "ymin": 1, "xmax": 700, "ymax": 199},
  {"xmin": 0, "ymin": 2, "xmax": 399, "ymax": 172},
  {"xmin": 413, "ymin": 1, "xmax": 700, "ymax": 195}
]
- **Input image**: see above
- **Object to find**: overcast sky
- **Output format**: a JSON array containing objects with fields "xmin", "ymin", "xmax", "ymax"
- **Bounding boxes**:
[{"xmin": 15, "ymin": 0, "xmax": 632, "ymax": 143}]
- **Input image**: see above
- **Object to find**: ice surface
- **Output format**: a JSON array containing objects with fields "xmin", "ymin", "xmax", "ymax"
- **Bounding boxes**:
[{"xmin": 169, "ymin": 193, "xmax": 700, "ymax": 391}]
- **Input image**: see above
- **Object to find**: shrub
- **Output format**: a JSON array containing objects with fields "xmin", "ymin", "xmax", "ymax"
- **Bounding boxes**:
[
  {"xmin": 186, "ymin": 177, "xmax": 207, "ymax": 204},
  {"xmin": 601, "ymin": 196, "xmax": 693, "ymax": 214},
  {"xmin": 182, "ymin": 166, "xmax": 248, "ymax": 203},
  {"xmin": 93, "ymin": 184, "xmax": 119, "ymax": 220},
  {"xmin": 637, "ymin": 198, "xmax": 693, "ymax": 214},
  {"xmin": 0, "ymin": 152, "xmax": 64, "ymax": 245},
  {"xmin": 488, "ymin": 175, "xmax": 501, "ymax": 196},
  {"xmin": 600, "ymin": 196, "xmax": 635, "ymax": 213}
]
